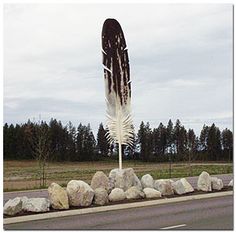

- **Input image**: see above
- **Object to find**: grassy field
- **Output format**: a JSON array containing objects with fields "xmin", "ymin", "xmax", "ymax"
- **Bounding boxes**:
[{"xmin": 4, "ymin": 160, "xmax": 233, "ymax": 192}]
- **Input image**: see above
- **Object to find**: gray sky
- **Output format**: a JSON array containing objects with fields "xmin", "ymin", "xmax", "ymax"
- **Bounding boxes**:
[{"xmin": 4, "ymin": 4, "xmax": 233, "ymax": 136}]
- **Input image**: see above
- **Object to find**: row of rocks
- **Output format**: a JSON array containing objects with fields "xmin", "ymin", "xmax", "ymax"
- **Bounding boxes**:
[
  {"xmin": 4, "ymin": 197, "xmax": 50, "ymax": 216},
  {"xmin": 197, "ymin": 171, "xmax": 226, "ymax": 192},
  {"xmin": 4, "ymin": 169, "xmax": 233, "ymax": 216}
]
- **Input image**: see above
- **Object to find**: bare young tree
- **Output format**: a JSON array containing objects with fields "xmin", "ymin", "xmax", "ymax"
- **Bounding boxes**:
[{"xmin": 26, "ymin": 120, "xmax": 51, "ymax": 188}]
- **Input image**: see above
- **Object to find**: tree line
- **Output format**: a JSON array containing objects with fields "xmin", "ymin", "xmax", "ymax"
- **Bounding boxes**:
[{"xmin": 3, "ymin": 118, "xmax": 233, "ymax": 162}]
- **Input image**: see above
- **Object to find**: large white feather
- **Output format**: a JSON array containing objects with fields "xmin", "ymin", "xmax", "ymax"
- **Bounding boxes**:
[{"xmin": 102, "ymin": 19, "xmax": 134, "ymax": 155}]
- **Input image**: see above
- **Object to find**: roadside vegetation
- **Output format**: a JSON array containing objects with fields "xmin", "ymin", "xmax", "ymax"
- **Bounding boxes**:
[
  {"xmin": 4, "ymin": 118, "xmax": 233, "ymax": 191},
  {"xmin": 4, "ymin": 160, "xmax": 232, "ymax": 191}
]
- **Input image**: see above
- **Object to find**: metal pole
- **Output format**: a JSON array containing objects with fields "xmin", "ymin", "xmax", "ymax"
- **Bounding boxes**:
[{"xmin": 119, "ymin": 143, "xmax": 122, "ymax": 170}]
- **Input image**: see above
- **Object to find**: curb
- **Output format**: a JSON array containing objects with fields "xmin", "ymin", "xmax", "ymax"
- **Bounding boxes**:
[{"xmin": 4, "ymin": 191, "xmax": 233, "ymax": 225}]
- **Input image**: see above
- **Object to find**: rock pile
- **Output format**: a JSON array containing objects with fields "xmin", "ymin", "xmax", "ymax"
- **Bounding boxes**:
[
  {"xmin": 4, "ymin": 197, "xmax": 23, "ymax": 216},
  {"xmin": 48, "ymin": 182, "xmax": 69, "ymax": 209},
  {"xmin": 172, "ymin": 178, "xmax": 194, "ymax": 195},
  {"xmin": 154, "ymin": 179, "xmax": 174, "ymax": 196},
  {"xmin": 66, "ymin": 180, "xmax": 94, "ymax": 207},
  {"xmin": 4, "ymin": 168, "xmax": 230, "ymax": 217},
  {"xmin": 141, "ymin": 174, "xmax": 154, "ymax": 189},
  {"xmin": 109, "ymin": 188, "xmax": 126, "ymax": 202},
  {"xmin": 197, "ymin": 171, "xmax": 224, "ymax": 192}
]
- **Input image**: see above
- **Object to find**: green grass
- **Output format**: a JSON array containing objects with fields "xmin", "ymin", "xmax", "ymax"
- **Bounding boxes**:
[
  {"xmin": 4, "ymin": 160, "xmax": 233, "ymax": 192},
  {"xmin": 136, "ymin": 164, "xmax": 233, "ymax": 180}
]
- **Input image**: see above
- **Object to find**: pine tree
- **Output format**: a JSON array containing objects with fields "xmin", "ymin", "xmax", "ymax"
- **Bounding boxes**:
[
  {"xmin": 222, "ymin": 128, "xmax": 233, "ymax": 162},
  {"xmin": 207, "ymin": 124, "xmax": 221, "ymax": 160},
  {"xmin": 67, "ymin": 121, "xmax": 77, "ymax": 161},
  {"xmin": 153, "ymin": 123, "xmax": 167, "ymax": 157},
  {"xmin": 138, "ymin": 121, "xmax": 152, "ymax": 161},
  {"xmin": 97, "ymin": 123, "xmax": 109, "ymax": 157},
  {"xmin": 76, "ymin": 123, "xmax": 85, "ymax": 161},
  {"xmin": 166, "ymin": 119, "xmax": 174, "ymax": 154},
  {"xmin": 200, "ymin": 124, "xmax": 209, "ymax": 153}
]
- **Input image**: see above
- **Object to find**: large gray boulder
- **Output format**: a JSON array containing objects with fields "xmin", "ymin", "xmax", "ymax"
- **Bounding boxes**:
[
  {"xmin": 48, "ymin": 182, "xmax": 69, "ymax": 210},
  {"xmin": 173, "ymin": 178, "xmax": 194, "ymax": 195},
  {"xmin": 94, "ymin": 188, "xmax": 109, "ymax": 206},
  {"xmin": 141, "ymin": 174, "xmax": 154, "ymax": 189},
  {"xmin": 109, "ymin": 168, "xmax": 142, "ymax": 191},
  {"xmin": 125, "ymin": 186, "xmax": 145, "ymax": 200},
  {"xmin": 228, "ymin": 179, "xmax": 233, "ymax": 187},
  {"xmin": 91, "ymin": 171, "xmax": 109, "ymax": 191},
  {"xmin": 108, "ymin": 176, "xmax": 115, "ymax": 194},
  {"xmin": 211, "ymin": 177, "xmax": 223, "ymax": 190},
  {"xmin": 154, "ymin": 179, "xmax": 174, "ymax": 195},
  {"xmin": 4, "ymin": 197, "xmax": 22, "ymax": 216},
  {"xmin": 20, "ymin": 196, "xmax": 29, "ymax": 207},
  {"xmin": 197, "ymin": 171, "xmax": 212, "ymax": 192},
  {"xmin": 23, "ymin": 198, "xmax": 50, "ymax": 212},
  {"xmin": 143, "ymin": 188, "xmax": 162, "ymax": 199},
  {"xmin": 108, "ymin": 188, "xmax": 126, "ymax": 202},
  {"xmin": 66, "ymin": 180, "xmax": 94, "ymax": 207}
]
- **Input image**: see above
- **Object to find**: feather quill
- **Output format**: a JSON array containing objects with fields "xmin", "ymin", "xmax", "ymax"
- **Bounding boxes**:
[{"xmin": 102, "ymin": 18, "xmax": 134, "ymax": 169}]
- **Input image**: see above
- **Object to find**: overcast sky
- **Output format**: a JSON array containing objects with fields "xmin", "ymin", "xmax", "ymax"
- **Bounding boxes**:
[{"xmin": 4, "ymin": 4, "xmax": 233, "ymax": 136}]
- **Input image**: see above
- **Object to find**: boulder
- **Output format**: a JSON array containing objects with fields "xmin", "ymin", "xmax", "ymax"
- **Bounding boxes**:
[
  {"xmin": 20, "ymin": 196, "xmax": 29, "ymax": 206},
  {"xmin": 109, "ymin": 168, "xmax": 142, "ymax": 191},
  {"xmin": 228, "ymin": 179, "xmax": 233, "ymax": 187},
  {"xmin": 108, "ymin": 176, "xmax": 115, "ymax": 194},
  {"xmin": 197, "ymin": 171, "xmax": 212, "ymax": 192},
  {"xmin": 125, "ymin": 186, "xmax": 145, "ymax": 200},
  {"xmin": 66, "ymin": 180, "xmax": 94, "ymax": 207},
  {"xmin": 143, "ymin": 188, "xmax": 162, "ymax": 199},
  {"xmin": 133, "ymin": 175, "xmax": 143, "ymax": 190},
  {"xmin": 154, "ymin": 179, "xmax": 174, "ymax": 195},
  {"xmin": 91, "ymin": 171, "xmax": 109, "ymax": 191},
  {"xmin": 23, "ymin": 198, "xmax": 50, "ymax": 212},
  {"xmin": 94, "ymin": 188, "xmax": 109, "ymax": 206},
  {"xmin": 141, "ymin": 174, "xmax": 154, "ymax": 189},
  {"xmin": 48, "ymin": 182, "xmax": 69, "ymax": 210},
  {"xmin": 108, "ymin": 188, "xmax": 126, "ymax": 202},
  {"xmin": 211, "ymin": 177, "xmax": 223, "ymax": 190},
  {"xmin": 4, "ymin": 197, "xmax": 22, "ymax": 216},
  {"xmin": 173, "ymin": 178, "xmax": 194, "ymax": 195}
]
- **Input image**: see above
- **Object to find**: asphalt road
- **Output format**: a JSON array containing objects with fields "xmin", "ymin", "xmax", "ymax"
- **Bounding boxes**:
[
  {"xmin": 3, "ymin": 173, "xmax": 233, "ymax": 204},
  {"xmin": 4, "ymin": 194, "xmax": 233, "ymax": 230}
]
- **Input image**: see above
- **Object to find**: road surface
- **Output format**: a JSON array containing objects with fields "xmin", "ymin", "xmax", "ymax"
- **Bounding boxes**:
[
  {"xmin": 3, "ymin": 173, "xmax": 233, "ymax": 204},
  {"xmin": 4, "ymin": 194, "xmax": 233, "ymax": 230}
]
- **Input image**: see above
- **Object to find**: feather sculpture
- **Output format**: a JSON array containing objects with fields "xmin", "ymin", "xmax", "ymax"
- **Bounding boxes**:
[{"xmin": 102, "ymin": 18, "xmax": 134, "ymax": 170}]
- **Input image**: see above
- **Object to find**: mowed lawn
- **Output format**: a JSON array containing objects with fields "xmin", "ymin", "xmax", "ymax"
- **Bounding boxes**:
[{"xmin": 4, "ymin": 160, "xmax": 233, "ymax": 191}]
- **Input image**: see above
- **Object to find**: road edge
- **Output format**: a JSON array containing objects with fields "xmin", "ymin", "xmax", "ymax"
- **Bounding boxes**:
[{"xmin": 4, "ymin": 190, "xmax": 233, "ymax": 225}]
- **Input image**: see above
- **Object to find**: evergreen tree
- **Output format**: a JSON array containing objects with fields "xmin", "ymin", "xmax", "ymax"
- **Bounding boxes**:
[
  {"xmin": 166, "ymin": 119, "xmax": 174, "ymax": 154},
  {"xmin": 200, "ymin": 124, "xmax": 209, "ymax": 153},
  {"xmin": 222, "ymin": 128, "xmax": 233, "ymax": 161},
  {"xmin": 153, "ymin": 123, "xmax": 167, "ymax": 156},
  {"xmin": 3, "ymin": 123, "xmax": 11, "ymax": 160},
  {"xmin": 76, "ymin": 123, "xmax": 85, "ymax": 161},
  {"xmin": 49, "ymin": 119, "xmax": 68, "ymax": 161},
  {"xmin": 76, "ymin": 123, "xmax": 96, "ymax": 161},
  {"xmin": 67, "ymin": 121, "xmax": 77, "ymax": 161},
  {"xmin": 187, "ymin": 129, "xmax": 197, "ymax": 153},
  {"xmin": 97, "ymin": 123, "xmax": 109, "ymax": 157},
  {"xmin": 187, "ymin": 128, "xmax": 197, "ymax": 166},
  {"xmin": 207, "ymin": 124, "xmax": 221, "ymax": 160},
  {"xmin": 84, "ymin": 124, "xmax": 96, "ymax": 161},
  {"xmin": 138, "ymin": 121, "xmax": 152, "ymax": 161}
]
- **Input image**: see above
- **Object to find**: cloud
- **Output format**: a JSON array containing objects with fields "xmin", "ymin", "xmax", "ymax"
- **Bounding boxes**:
[{"xmin": 4, "ymin": 4, "xmax": 233, "ymax": 135}]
